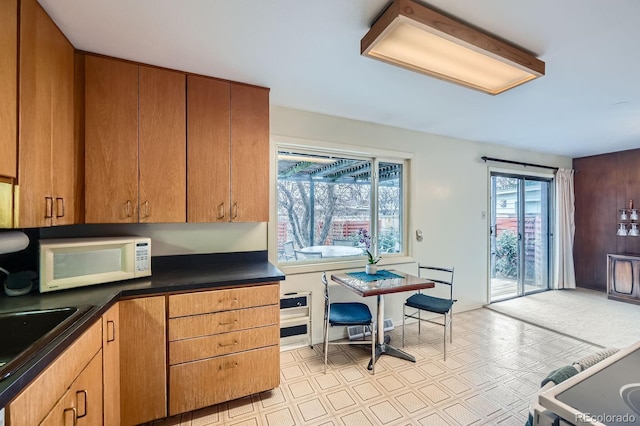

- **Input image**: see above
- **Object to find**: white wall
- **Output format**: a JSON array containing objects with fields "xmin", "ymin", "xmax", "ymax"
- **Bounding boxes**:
[{"xmin": 270, "ymin": 106, "xmax": 572, "ymax": 344}]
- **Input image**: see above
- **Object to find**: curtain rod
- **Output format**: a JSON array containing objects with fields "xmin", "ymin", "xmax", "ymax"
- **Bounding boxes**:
[{"xmin": 481, "ymin": 156, "xmax": 559, "ymax": 171}]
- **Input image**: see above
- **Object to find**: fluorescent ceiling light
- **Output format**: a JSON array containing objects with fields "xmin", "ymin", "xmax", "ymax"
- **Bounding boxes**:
[{"xmin": 361, "ymin": 0, "xmax": 545, "ymax": 95}]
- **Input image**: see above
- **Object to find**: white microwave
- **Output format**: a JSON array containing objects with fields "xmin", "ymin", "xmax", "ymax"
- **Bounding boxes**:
[{"xmin": 39, "ymin": 237, "xmax": 151, "ymax": 293}]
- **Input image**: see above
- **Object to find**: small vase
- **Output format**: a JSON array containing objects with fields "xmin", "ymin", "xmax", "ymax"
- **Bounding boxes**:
[{"xmin": 365, "ymin": 264, "xmax": 377, "ymax": 275}]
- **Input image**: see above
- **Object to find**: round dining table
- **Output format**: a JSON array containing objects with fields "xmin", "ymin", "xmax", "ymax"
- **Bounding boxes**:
[{"xmin": 298, "ymin": 245, "xmax": 363, "ymax": 258}]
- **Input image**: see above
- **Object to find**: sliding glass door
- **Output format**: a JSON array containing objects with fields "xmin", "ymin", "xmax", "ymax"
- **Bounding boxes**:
[{"xmin": 490, "ymin": 173, "xmax": 551, "ymax": 301}]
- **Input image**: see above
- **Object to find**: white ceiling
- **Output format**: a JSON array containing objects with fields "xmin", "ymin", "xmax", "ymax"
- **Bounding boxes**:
[{"xmin": 39, "ymin": 0, "xmax": 640, "ymax": 158}]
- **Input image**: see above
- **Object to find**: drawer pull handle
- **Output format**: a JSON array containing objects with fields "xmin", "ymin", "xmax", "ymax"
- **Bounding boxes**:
[
  {"xmin": 218, "ymin": 298, "xmax": 239, "ymax": 304},
  {"xmin": 76, "ymin": 389, "xmax": 88, "ymax": 418},
  {"xmin": 107, "ymin": 320, "xmax": 116, "ymax": 342},
  {"xmin": 219, "ymin": 340, "xmax": 238, "ymax": 348},
  {"xmin": 63, "ymin": 407, "xmax": 77, "ymax": 426},
  {"xmin": 219, "ymin": 319, "xmax": 238, "ymax": 326},
  {"xmin": 219, "ymin": 362, "xmax": 239, "ymax": 371}
]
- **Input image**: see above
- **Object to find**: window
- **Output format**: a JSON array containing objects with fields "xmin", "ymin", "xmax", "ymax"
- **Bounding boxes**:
[{"xmin": 276, "ymin": 148, "xmax": 405, "ymax": 264}]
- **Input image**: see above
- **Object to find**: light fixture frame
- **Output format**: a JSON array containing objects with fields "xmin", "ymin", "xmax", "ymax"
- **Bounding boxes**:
[{"xmin": 361, "ymin": 0, "xmax": 545, "ymax": 95}]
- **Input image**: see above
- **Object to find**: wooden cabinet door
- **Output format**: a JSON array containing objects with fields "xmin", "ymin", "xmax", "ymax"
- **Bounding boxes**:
[
  {"xmin": 39, "ymin": 351, "xmax": 104, "ymax": 426},
  {"xmin": 230, "ymin": 83, "xmax": 269, "ymax": 222},
  {"xmin": 18, "ymin": 0, "xmax": 53, "ymax": 227},
  {"xmin": 187, "ymin": 75, "xmax": 230, "ymax": 222},
  {"xmin": 50, "ymin": 17, "xmax": 76, "ymax": 226},
  {"xmin": 102, "ymin": 303, "xmax": 120, "ymax": 426},
  {"xmin": 8, "ymin": 321, "xmax": 102, "ymax": 426},
  {"xmin": 120, "ymin": 296, "xmax": 167, "ymax": 425},
  {"xmin": 85, "ymin": 56, "xmax": 139, "ymax": 223},
  {"xmin": 0, "ymin": 0, "xmax": 17, "ymax": 179},
  {"xmin": 139, "ymin": 66, "xmax": 186, "ymax": 223}
]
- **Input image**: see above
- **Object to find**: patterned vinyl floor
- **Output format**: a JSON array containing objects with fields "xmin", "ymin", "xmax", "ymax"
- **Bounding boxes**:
[{"xmin": 148, "ymin": 308, "xmax": 600, "ymax": 426}]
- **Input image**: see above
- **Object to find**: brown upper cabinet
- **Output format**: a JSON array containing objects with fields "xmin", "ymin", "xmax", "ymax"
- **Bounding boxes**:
[
  {"xmin": 187, "ymin": 76, "xmax": 269, "ymax": 222},
  {"xmin": 85, "ymin": 56, "xmax": 186, "ymax": 223},
  {"xmin": 0, "ymin": 0, "xmax": 17, "ymax": 179},
  {"xmin": 18, "ymin": 0, "xmax": 76, "ymax": 228}
]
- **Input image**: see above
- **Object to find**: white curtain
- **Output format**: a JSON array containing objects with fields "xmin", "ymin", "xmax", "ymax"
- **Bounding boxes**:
[{"xmin": 553, "ymin": 168, "xmax": 576, "ymax": 289}]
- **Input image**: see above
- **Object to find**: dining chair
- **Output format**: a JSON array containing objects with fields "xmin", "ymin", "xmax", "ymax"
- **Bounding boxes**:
[
  {"xmin": 322, "ymin": 272, "xmax": 375, "ymax": 374},
  {"xmin": 402, "ymin": 264, "xmax": 456, "ymax": 360},
  {"xmin": 282, "ymin": 241, "xmax": 297, "ymax": 260}
]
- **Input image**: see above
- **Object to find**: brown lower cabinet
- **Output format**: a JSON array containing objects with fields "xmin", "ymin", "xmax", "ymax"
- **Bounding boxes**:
[
  {"xmin": 102, "ymin": 303, "xmax": 120, "ymax": 425},
  {"xmin": 119, "ymin": 296, "xmax": 167, "ymax": 426},
  {"xmin": 167, "ymin": 284, "xmax": 280, "ymax": 416},
  {"xmin": 7, "ymin": 320, "xmax": 102, "ymax": 426},
  {"xmin": 7, "ymin": 283, "xmax": 281, "ymax": 426},
  {"xmin": 39, "ymin": 351, "xmax": 103, "ymax": 426}
]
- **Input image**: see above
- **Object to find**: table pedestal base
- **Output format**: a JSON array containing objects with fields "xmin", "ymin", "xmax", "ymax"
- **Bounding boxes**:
[{"xmin": 366, "ymin": 335, "xmax": 416, "ymax": 370}]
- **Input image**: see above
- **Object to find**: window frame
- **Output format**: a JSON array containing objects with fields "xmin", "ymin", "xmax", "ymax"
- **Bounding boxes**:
[{"xmin": 270, "ymin": 135, "xmax": 414, "ymax": 274}]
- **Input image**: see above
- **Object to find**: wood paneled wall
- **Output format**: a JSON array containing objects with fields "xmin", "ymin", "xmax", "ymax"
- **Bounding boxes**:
[{"xmin": 574, "ymin": 148, "xmax": 640, "ymax": 290}]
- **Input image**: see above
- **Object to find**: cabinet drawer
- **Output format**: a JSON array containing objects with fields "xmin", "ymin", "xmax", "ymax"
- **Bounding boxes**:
[
  {"xmin": 169, "ymin": 324, "xmax": 279, "ymax": 365},
  {"xmin": 168, "ymin": 305, "xmax": 278, "ymax": 341},
  {"xmin": 168, "ymin": 284, "xmax": 279, "ymax": 318},
  {"xmin": 8, "ymin": 320, "xmax": 102, "ymax": 426},
  {"xmin": 169, "ymin": 346, "xmax": 279, "ymax": 415}
]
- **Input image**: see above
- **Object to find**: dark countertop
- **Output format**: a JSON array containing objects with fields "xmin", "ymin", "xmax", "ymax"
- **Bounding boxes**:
[{"xmin": 0, "ymin": 251, "xmax": 284, "ymax": 408}]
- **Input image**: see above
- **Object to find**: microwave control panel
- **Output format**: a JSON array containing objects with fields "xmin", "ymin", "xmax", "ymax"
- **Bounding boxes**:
[{"xmin": 135, "ymin": 241, "xmax": 151, "ymax": 275}]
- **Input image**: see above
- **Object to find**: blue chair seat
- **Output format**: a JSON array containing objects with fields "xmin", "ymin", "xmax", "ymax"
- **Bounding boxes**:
[
  {"xmin": 406, "ymin": 293, "xmax": 454, "ymax": 315},
  {"xmin": 329, "ymin": 302, "xmax": 372, "ymax": 325}
]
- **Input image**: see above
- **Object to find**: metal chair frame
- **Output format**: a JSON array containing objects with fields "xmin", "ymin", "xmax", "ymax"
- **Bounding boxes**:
[
  {"xmin": 402, "ymin": 265, "xmax": 456, "ymax": 360},
  {"xmin": 282, "ymin": 241, "xmax": 297, "ymax": 260},
  {"xmin": 322, "ymin": 272, "xmax": 375, "ymax": 374}
]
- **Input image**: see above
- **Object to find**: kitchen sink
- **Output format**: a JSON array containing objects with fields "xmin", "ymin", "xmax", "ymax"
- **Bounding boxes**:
[{"xmin": 0, "ymin": 305, "xmax": 92, "ymax": 381}]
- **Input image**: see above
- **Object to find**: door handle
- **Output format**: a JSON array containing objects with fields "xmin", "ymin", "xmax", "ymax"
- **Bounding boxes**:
[
  {"xmin": 218, "ymin": 202, "xmax": 225, "ymax": 220},
  {"xmin": 232, "ymin": 202, "xmax": 238, "ymax": 220},
  {"xmin": 76, "ymin": 389, "xmax": 88, "ymax": 418},
  {"xmin": 107, "ymin": 320, "xmax": 116, "ymax": 342},
  {"xmin": 55, "ymin": 197, "xmax": 65, "ymax": 218},
  {"xmin": 63, "ymin": 407, "xmax": 77, "ymax": 426},
  {"xmin": 45, "ymin": 196, "xmax": 53, "ymax": 218}
]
